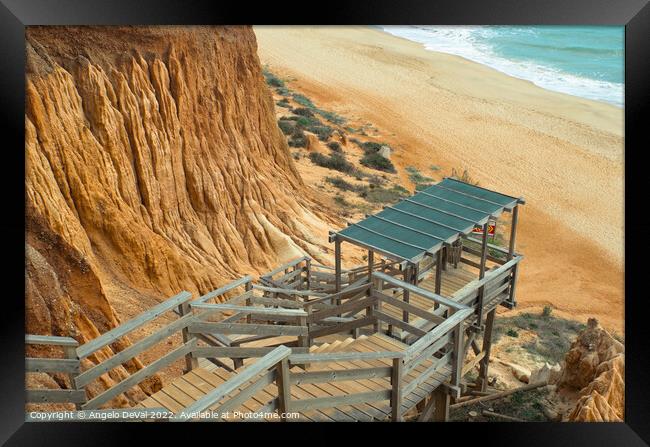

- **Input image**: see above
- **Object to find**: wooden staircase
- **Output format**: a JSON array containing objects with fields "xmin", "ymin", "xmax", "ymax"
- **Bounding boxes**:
[{"xmin": 138, "ymin": 333, "xmax": 451, "ymax": 421}]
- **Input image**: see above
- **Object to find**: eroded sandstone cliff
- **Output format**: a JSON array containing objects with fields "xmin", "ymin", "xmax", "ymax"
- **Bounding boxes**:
[
  {"xmin": 25, "ymin": 26, "xmax": 335, "ymax": 407},
  {"xmin": 557, "ymin": 319, "xmax": 625, "ymax": 421}
]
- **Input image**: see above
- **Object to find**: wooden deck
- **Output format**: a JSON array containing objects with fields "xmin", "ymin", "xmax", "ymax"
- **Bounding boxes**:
[{"xmin": 138, "ymin": 333, "xmax": 450, "ymax": 421}]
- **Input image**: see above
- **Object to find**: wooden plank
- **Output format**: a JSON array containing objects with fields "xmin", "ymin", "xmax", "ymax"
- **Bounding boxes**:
[
  {"xmin": 309, "ymin": 296, "xmax": 376, "ymax": 323},
  {"xmin": 290, "ymin": 367, "xmax": 391, "ymax": 385},
  {"xmin": 252, "ymin": 285, "xmax": 325, "ymax": 297},
  {"xmin": 25, "ymin": 358, "xmax": 80, "ymax": 374},
  {"xmin": 403, "ymin": 333, "xmax": 452, "ymax": 376},
  {"xmin": 291, "ymin": 390, "xmax": 391, "ymax": 413},
  {"xmin": 191, "ymin": 303, "xmax": 307, "ymax": 317},
  {"xmin": 195, "ymin": 276, "xmax": 253, "ymax": 304},
  {"xmin": 261, "ymin": 257, "xmax": 309, "ymax": 279},
  {"xmin": 373, "ymin": 311, "xmax": 427, "ymax": 337},
  {"xmin": 75, "ymin": 314, "xmax": 194, "ymax": 388},
  {"xmin": 216, "ymin": 368, "xmax": 278, "ymax": 415},
  {"xmin": 308, "ymin": 316, "xmax": 376, "ymax": 340},
  {"xmin": 192, "ymin": 346, "xmax": 308, "ymax": 359},
  {"xmin": 25, "ymin": 334, "xmax": 78, "ymax": 347},
  {"xmin": 172, "ymin": 346, "xmax": 291, "ymax": 420},
  {"xmin": 189, "ymin": 322, "xmax": 307, "ymax": 337},
  {"xmin": 249, "ymin": 296, "xmax": 304, "ymax": 309},
  {"xmin": 82, "ymin": 339, "xmax": 196, "ymax": 410},
  {"xmin": 26, "ymin": 389, "xmax": 86, "ymax": 404},
  {"xmin": 402, "ymin": 351, "xmax": 453, "ymax": 396},
  {"xmin": 462, "ymin": 351, "xmax": 486, "ymax": 376},
  {"xmin": 77, "ymin": 291, "xmax": 192, "ymax": 359},
  {"xmin": 290, "ymin": 350, "xmax": 402, "ymax": 364}
]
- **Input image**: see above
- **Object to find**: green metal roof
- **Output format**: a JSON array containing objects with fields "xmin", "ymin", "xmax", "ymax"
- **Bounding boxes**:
[{"xmin": 335, "ymin": 177, "xmax": 522, "ymax": 263}]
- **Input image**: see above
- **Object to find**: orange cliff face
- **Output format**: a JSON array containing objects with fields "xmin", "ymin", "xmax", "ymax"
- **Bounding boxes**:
[{"xmin": 25, "ymin": 26, "xmax": 338, "ymax": 407}]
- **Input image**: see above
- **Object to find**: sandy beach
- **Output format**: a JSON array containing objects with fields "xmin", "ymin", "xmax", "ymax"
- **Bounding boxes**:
[{"xmin": 255, "ymin": 26, "xmax": 624, "ymax": 334}]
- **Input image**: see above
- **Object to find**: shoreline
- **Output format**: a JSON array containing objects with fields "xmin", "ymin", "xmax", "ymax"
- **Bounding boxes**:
[
  {"xmin": 254, "ymin": 26, "xmax": 624, "ymax": 334},
  {"xmin": 376, "ymin": 25, "xmax": 624, "ymax": 109}
]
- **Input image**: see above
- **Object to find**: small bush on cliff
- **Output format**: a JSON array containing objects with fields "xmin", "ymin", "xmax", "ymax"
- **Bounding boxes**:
[
  {"xmin": 293, "ymin": 107, "xmax": 315, "ymax": 118},
  {"xmin": 278, "ymin": 120, "xmax": 295, "ymax": 135},
  {"xmin": 276, "ymin": 98, "xmax": 291, "ymax": 108},
  {"xmin": 361, "ymin": 152, "xmax": 396, "ymax": 173},
  {"xmin": 292, "ymin": 93, "xmax": 316, "ymax": 108},
  {"xmin": 289, "ymin": 127, "xmax": 307, "ymax": 148},
  {"xmin": 308, "ymin": 125, "xmax": 334, "ymax": 141},
  {"xmin": 262, "ymin": 69, "xmax": 285, "ymax": 88},
  {"xmin": 327, "ymin": 141, "xmax": 342, "ymax": 152},
  {"xmin": 365, "ymin": 185, "xmax": 409, "ymax": 204},
  {"xmin": 309, "ymin": 153, "xmax": 356, "ymax": 174},
  {"xmin": 450, "ymin": 167, "xmax": 479, "ymax": 185},
  {"xmin": 326, "ymin": 176, "xmax": 368, "ymax": 194}
]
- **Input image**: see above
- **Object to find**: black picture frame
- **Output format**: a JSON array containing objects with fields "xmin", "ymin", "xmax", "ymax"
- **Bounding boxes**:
[{"xmin": 2, "ymin": 0, "xmax": 648, "ymax": 444}]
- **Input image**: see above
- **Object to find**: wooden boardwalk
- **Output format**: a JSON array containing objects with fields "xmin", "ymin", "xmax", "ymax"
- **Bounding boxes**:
[{"xmin": 138, "ymin": 333, "xmax": 450, "ymax": 421}]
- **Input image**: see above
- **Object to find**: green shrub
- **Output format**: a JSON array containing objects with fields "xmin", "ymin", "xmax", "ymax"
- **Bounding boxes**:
[
  {"xmin": 262, "ymin": 69, "xmax": 285, "ymax": 88},
  {"xmin": 365, "ymin": 186, "xmax": 409, "ymax": 204},
  {"xmin": 292, "ymin": 93, "xmax": 315, "ymax": 108},
  {"xmin": 506, "ymin": 328, "xmax": 519, "ymax": 338},
  {"xmin": 354, "ymin": 141, "xmax": 384, "ymax": 155},
  {"xmin": 278, "ymin": 120, "xmax": 295, "ymax": 135},
  {"xmin": 296, "ymin": 117, "xmax": 314, "ymax": 127},
  {"xmin": 450, "ymin": 168, "xmax": 479, "ymax": 185},
  {"xmin": 361, "ymin": 152, "xmax": 396, "ymax": 173},
  {"xmin": 327, "ymin": 141, "xmax": 342, "ymax": 152},
  {"xmin": 542, "ymin": 306, "xmax": 553, "ymax": 317},
  {"xmin": 293, "ymin": 107, "xmax": 315, "ymax": 118},
  {"xmin": 317, "ymin": 109, "xmax": 346, "ymax": 125},
  {"xmin": 276, "ymin": 98, "xmax": 291, "ymax": 108},
  {"xmin": 289, "ymin": 127, "xmax": 307, "ymax": 148},
  {"xmin": 307, "ymin": 125, "xmax": 333, "ymax": 141},
  {"xmin": 325, "ymin": 176, "xmax": 368, "ymax": 194},
  {"xmin": 309, "ymin": 153, "xmax": 356, "ymax": 174},
  {"xmin": 406, "ymin": 166, "xmax": 435, "ymax": 184}
]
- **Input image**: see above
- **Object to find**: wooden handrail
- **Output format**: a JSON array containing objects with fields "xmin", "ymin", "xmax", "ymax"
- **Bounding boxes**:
[
  {"xmin": 172, "ymin": 345, "xmax": 292, "ymax": 420},
  {"xmin": 25, "ymin": 334, "xmax": 79, "ymax": 347},
  {"xmin": 194, "ymin": 276, "xmax": 253, "ymax": 304},
  {"xmin": 77, "ymin": 291, "xmax": 192, "ymax": 359},
  {"xmin": 371, "ymin": 271, "xmax": 468, "ymax": 312},
  {"xmin": 190, "ymin": 303, "xmax": 307, "ymax": 317},
  {"xmin": 405, "ymin": 308, "xmax": 474, "ymax": 361},
  {"xmin": 260, "ymin": 257, "xmax": 310, "ymax": 279}
]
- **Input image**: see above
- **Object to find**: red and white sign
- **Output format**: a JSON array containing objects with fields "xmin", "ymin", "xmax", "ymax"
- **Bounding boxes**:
[{"xmin": 472, "ymin": 220, "xmax": 496, "ymax": 236}]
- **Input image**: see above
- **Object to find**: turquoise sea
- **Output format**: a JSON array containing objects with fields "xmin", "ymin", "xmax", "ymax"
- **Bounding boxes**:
[{"xmin": 381, "ymin": 26, "xmax": 624, "ymax": 107}]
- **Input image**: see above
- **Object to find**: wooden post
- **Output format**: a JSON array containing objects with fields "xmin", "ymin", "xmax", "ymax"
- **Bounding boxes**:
[
  {"xmin": 508, "ymin": 205, "xmax": 519, "ymax": 261},
  {"xmin": 371, "ymin": 275, "xmax": 382, "ymax": 334},
  {"xmin": 367, "ymin": 250, "xmax": 374, "ymax": 282},
  {"xmin": 432, "ymin": 388, "xmax": 450, "ymax": 422},
  {"xmin": 305, "ymin": 258, "xmax": 311, "ymax": 290},
  {"xmin": 178, "ymin": 301, "xmax": 199, "ymax": 372},
  {"xmin": 402, "ymin": 264, "xmax": 411, "ymax": 324},
  {"xmin": 391, "ymin": 358, "xmax": 403, "ymax": 421},
  {"xmin": 276, "ymin": 358, "xmax": 291, "ymax": 421},
  {"xmin": 435, "ymin": 249, "xmax": 443, "ymax": 295},
  {"xmin": 64, "ymin": 345, "xmax": 83, "ymax": 410},
  {"xmin": 450, "ymin": 321, "xmax": 464, "ymax": 388},
  {"xmin": 478, "ymin": 308, "xmax": 496, "ymax": 392},
  {"xmin": 476, "ymin": 222, "xmax": 489, "ymax": 324},
  {"xmin": 334, "ymin": 238, "xmax": 342, "ymax": 293}
]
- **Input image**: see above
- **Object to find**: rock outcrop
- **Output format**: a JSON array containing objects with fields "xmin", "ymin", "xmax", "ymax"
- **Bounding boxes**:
[
  {"xmin": 557, "ymin": 319, "xmax": 625, "ymax": 421},
  {"xmin": 26, "ymin": 26, "xmax": 337, "ymax": 407}
]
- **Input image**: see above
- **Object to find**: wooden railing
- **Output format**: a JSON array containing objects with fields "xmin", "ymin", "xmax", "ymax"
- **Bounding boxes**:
[
  {"xmin": 25, "ymin": 335, "xmax": 85, "ymax": 407},
  {"xmin": 451, "ymin": 254, "xmax": 523, "ymax": 325},
  {"xmin": 172, "ymin": 346, "xmax": 292, "ymax": 421}
]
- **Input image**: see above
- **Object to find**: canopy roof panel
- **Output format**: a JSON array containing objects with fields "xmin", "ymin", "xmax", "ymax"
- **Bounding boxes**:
[{"xmin": 335, "ymin": 177, "xmax": 522, "ymax": 263}]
